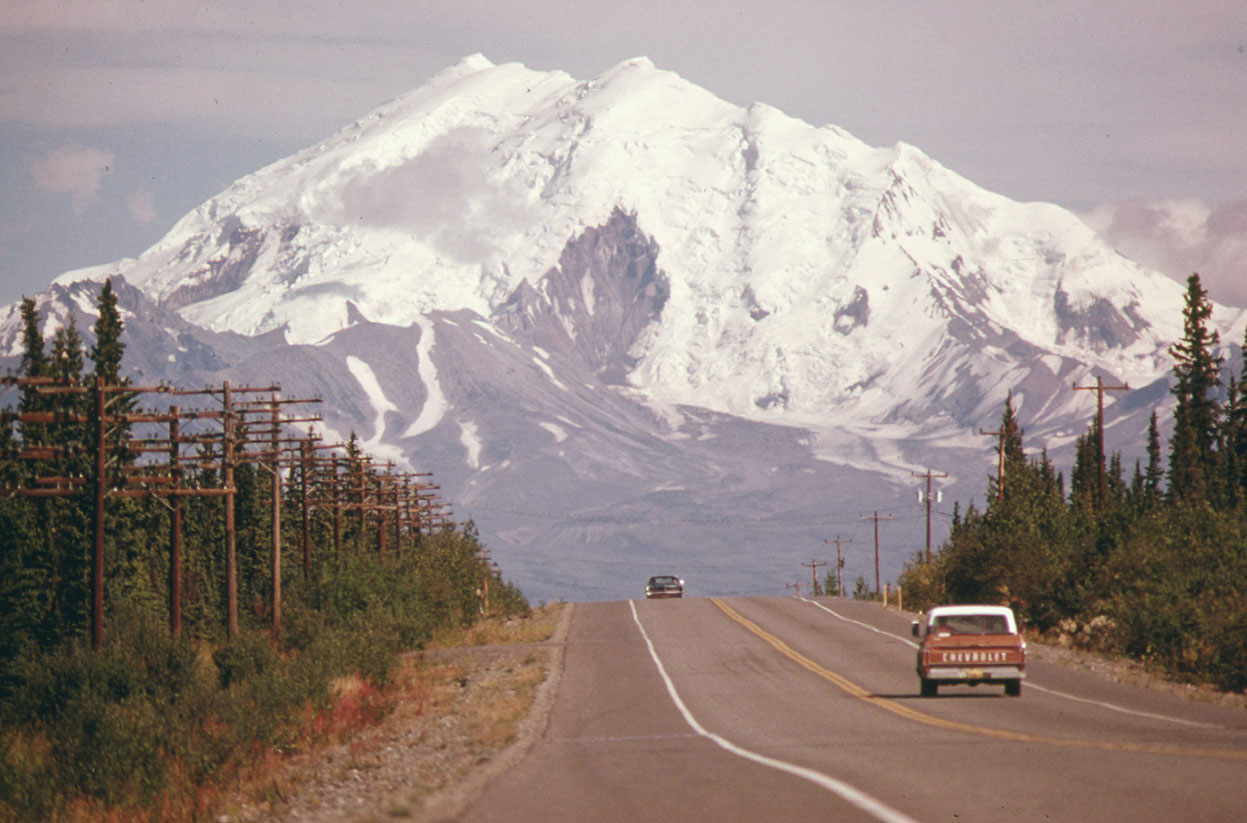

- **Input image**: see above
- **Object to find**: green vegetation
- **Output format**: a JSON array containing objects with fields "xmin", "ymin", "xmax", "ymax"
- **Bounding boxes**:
[
  {"xmin": 902, "ymin": 274, "xmax": 1247, "ymax": 694},
  {"xmin": 0, "ymin": 281, "xmax": 528, "ymax": 822}
]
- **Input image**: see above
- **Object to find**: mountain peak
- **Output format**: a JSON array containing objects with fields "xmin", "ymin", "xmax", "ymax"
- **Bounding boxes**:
[{"xmin": 36, "ymin": 55, "xmax": 1242, "ymax": 431}]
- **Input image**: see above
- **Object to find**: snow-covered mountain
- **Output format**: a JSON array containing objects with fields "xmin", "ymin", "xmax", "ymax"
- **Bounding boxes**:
[{"xmin": 6, "ymin": 56, "xmax": 1245, "ymax": 602}]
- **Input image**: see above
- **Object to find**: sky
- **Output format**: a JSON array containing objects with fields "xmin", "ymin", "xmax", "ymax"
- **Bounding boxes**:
[{"xmin": 2, "ymin": 1, "xmax": 1246, "ymax": 310}]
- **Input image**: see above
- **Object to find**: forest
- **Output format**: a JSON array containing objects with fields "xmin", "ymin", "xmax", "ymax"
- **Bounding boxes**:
[
  {"xmin": 0, "ymin": 280, "xmax": 528, "ymax": 821},
  {"xmin": 901, "ymin": 274, "xmax": 1247, "ymax": 694}
]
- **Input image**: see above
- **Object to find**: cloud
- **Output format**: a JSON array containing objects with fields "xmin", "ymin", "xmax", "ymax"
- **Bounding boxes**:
[
  {"xmin": 326, "ymin": 127, "xmax": 538, "ymax": 261},
  {"xmin": 31, "ymin": 144, "xmax": 115, "ymax": 213},
  {"xmin": 1080, "ymin": 198, "xmax": 1247, "ymax": 310},
  {"xmin": 127, "ymin": 190, "xmax": 157, "ymax": 224}
]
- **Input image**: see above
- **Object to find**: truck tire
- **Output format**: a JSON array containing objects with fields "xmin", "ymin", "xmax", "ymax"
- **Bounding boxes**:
[
  {"xmin": 920, "ymin": 678, "xmax": 938, "ymax": 697},
  {"xmin": 1004, "ymin": 680, "xmax": 1021, "ymax": 697}
]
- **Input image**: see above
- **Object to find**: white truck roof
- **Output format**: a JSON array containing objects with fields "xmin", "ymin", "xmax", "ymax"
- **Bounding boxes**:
[{"xmin": 923, "ymin": 604, "xmax": 1018, "ymax": 633}]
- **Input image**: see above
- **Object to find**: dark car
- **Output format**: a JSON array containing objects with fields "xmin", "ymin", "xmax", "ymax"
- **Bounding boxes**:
[{"xmin": 645, "ymin": 575, "xmax": 684, "ymax": 599}]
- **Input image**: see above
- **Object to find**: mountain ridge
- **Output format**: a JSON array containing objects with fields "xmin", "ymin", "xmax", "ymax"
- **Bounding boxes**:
[{"xmin": 8, "ymin": 55, "xmax": 1244, "ymax": 601}]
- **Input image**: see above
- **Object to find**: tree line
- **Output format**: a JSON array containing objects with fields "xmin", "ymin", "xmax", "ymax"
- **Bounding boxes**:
[
  {"xmin": 901, "ymin": 273, "xmax": 1247, "ymax": 693},
  {"xmin": 0, "ymin": 279, "xmax": 528, "ymax": 821}
]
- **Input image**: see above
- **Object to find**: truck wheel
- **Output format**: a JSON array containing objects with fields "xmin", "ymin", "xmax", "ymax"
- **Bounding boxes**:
[
  {"xmin": 1005, "ymin": 680, "xmax": 1021, "ymax": 697},
  {"xmin": 920, "ymin": 678, "xmax": 938, "ymax": 697}
]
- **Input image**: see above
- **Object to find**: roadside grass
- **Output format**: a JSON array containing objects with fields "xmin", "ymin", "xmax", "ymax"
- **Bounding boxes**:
[
  {"xmin": 0, "ymin": 600, "xmax": 555, "ymax": 823},
  {"xmin": 432, "ymin": 604, "xmax": 560, "ymax": 648},
  {"xmin": 421, "ymin": 601, "xmax": 561, "ymax": 753},
  {"xmin": 223, "ymin": 602, "xmax": 563, "ymax": 821}
]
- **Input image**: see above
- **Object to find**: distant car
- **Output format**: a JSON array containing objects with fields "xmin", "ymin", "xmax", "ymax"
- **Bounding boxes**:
[
  {"xmin": 645, "ymin": 575, "xmax": 684, "ymax": 599},
  {"xmin": 912, "ymin": 605, "xmax": 1026, "ymax": 697}
]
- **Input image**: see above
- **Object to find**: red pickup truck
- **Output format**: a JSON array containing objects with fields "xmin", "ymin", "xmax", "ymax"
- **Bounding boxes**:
[{"xmin": 912, "ymin": 605, "xmax": 1026, "ymax": 697}]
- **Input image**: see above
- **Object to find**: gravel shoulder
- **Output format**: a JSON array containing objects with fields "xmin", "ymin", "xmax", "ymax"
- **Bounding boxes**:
[
  {"xmin": 220, "ymin": 602, "xmax": 573, "ymax": 823},
  {"xmin": 1026, "ymin": 638, "xmax": 1247, "ymax": 710}
]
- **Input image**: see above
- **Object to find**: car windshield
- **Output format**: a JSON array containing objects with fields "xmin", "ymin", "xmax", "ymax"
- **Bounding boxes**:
[
  {"xmin": 650, "ymin": 577, "xmax": 678, "ymax": 586},
  {"xmin": 932, "ymin": 614, "xmax": 1008, "ymax": 634}
]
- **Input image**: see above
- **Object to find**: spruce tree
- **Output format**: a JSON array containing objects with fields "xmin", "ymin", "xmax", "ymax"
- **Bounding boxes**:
[
  {"xmin": 89, "ymin": 279, "xmax": 126, "ymax": 386},
  {"xmin": 985, "ymin": 390, "xmax": 1026, "ymax": 505},
  {"xmin": 17, "ymin": 298, "xmax": 50, "ymax": 450},
  {"xmin": 1144, "ymin": 411, "xmax": 1164, "ymax": 508},
  {"xmin": 1167, "ymin": 273, "xmax": 1222, "ymax": 506},
  {"xmin": 1224, "ymin": 325, "xmax": 1247, "ymax": 505}
]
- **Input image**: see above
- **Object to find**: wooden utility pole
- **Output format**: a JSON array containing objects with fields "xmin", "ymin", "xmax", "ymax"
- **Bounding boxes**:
[
  {"xmin": 194, "ymin": 380, "xmax": 282, "ymax": 639},
  {"xmin": 1073, "ymin": 376, "xmax": 1130, "ymax": 504},
  {"xmin": 802, "ymin": 559, "xmax": 827, "ymax": 596},
  {"xmin": 92, "ymin": 377, "xmax": 106, "ymax": 650},
  {"xmin": 912, "ymin": 468, "xmax": 948, "ymax": 561},
  {"xmin": 824, "ymin": 536, "xmax": 852, "ymax": 597},
  {"xmin": 860, "ymin": 511, "xmax": 891, "ymax": 597},
  {"xmin": 169, "ymin": 406, "xmax": 183, "ymax": 637},
  {"xmin": 269, "ymin": 392, "xmax": 282, "ymax": 640},
  {"xmin": 785, "ymin": 581, "xmax": 803, "ymax": 597},
  {"xmin": 223, "ymin": 381, "xmax": 239, "ymax": 638},
  {"xmin": 979, "ymin": 427, "xmax": 1005, "ymax": 501}
]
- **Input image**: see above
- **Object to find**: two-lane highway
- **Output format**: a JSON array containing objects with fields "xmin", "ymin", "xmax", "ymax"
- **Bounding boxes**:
[{"xmin": 458, "ymin": 597, "xmax": 1247, "ymax": 822}]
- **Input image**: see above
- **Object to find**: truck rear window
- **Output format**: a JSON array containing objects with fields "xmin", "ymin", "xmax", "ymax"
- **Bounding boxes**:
[{"xmin": 933, "ymin": 614, "xmax": 1010, "ymax": 634}]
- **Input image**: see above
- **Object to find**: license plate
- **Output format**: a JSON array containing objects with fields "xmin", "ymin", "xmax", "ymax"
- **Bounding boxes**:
[{"xmin": 966, "ymin": 669, "xmax": 985, "ymax": 679}]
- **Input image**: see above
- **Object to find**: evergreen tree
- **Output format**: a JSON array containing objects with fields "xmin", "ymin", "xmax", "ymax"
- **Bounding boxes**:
[
  {"xmin": 1223, "ymin": 325, "xmax": 1247, "ymax": 505},
  {"xmin": 89, "ymin": 279, "xmax": 126, "ymax": 386},
  {"xmin": 1167, "ymin": 274, "xmax": 1222, "ymax": 506},
  {"xmin": 1144, "ymin": 411, "xmax": 1164, "ymax": 508},
  {"xmin": 18, "ymin": 297, "xmax": 48, "ymax": 381},
  {"xmin": 17, "ymin": 298, "xmax": 50, "ymax": 450},
  {"xmin": 1069, "ymin": 424, "xmax": 1101, "ymax": 511},
  {"xmin": 985, "ymin": 390, "xmax": 1026, "ymax": 505},
  {"xmin": 46, "ymin": 318, "xmax": 90, "ymax": 641}
]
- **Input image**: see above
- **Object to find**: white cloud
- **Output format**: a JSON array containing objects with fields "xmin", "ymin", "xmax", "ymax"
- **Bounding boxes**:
[
  {"xmin": 1080, "ymin": 198, "xmax": 1247, "ymax": 310},
  {"xmin": 127, "ymin": 189, "xmax": 157, "ymax": 223},
  {"xmin": 328, "ymin": 128, "xmax": 538, "ymax": 261},
  {"xmin": 31, "ymin": 143, "xmax": 115, "ymax": 213}
]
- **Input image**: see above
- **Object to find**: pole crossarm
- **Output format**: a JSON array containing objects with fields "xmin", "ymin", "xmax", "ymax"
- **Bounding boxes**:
[
  {"xmin": 1072, "ymin": 376, "xmax": 1130, "ymax": 504},
  {"xmin": 824, "ymin": 536, "xmax": 852, "ymax": 597},
  {"xmin": 3, "ymin": 372, "xmax": 450, "ymax": 649},
  {"xmin": 911, "ymin": 468, "xmax": 948, "ymax": 561}
]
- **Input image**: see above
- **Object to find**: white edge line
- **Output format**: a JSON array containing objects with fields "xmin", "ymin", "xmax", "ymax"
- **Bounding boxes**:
[
  {"xmin": 798, "ymin": 597, "xmax": 1221, "ymax": 730},
  {"xmin": 628, "ymin": 599, "xmax": 921, "ymax": 823}
]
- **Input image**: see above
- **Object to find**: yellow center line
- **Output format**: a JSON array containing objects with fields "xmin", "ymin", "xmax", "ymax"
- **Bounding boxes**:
[{"xmin": 710, "ymin": 597, "xmax": 1247, "ymax": 762}]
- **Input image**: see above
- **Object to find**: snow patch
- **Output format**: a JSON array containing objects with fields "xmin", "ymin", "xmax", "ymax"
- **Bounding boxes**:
[
  {"xmin": 402, "ymin": 317, "xmax": 448, "ymax": 437},
  {"xmin": 345, "ymin": 355, "xmax": 396, "ymax": 447},
  {"xmin": 459, "ymin": 420, "xmax": 483, "ymax": 468},
  {"xmin": 538, "ymin": 421, "xmax": 568, "ymax": 442},
  {"xmin": 532, "ymin": 355, "xmax": 568, "ymax": 390}
]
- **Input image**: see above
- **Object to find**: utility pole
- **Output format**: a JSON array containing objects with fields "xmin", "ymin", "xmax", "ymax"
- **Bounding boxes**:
[
  {"xmin": 785, "ymin": 581, "xmax": 803, "ymax": 597},
  {"xmin": 824, "ymin": 537, "xmax": 851, "ymax": 597},
  {"xmin": 980, "ymin": 427, "xmax": 1004, "ymax": 501},
  {"xmin": 802, "ymin": 559, "xmax": 827, "ymax": 596},
  {"xmin": 1073, "ymin": 376, "xmax": 1129, "ymax": 505},
  {"xmin": 912, "ymin": 469, "xmax": 948, "ymax": 561},
  {"xmin": 169, "ymin": 406, "xmax": 183, "ymax": 637},
  {"xmin": 270, "ymin": 393, "xmax": 282, "ymax": 641},
  {"xmin": 860, "ymin": 511, "xmax": 891, "ymax": 597}
]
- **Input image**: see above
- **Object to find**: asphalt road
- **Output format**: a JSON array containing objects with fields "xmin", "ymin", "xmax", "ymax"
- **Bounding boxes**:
[{"xmin": 459, "ymin": 597, "xmax": 1247, "ymax": 822}]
